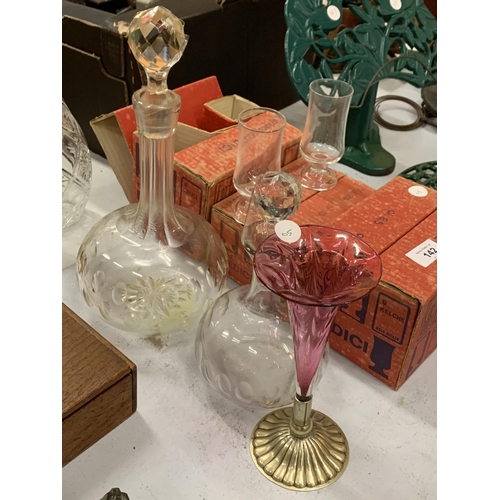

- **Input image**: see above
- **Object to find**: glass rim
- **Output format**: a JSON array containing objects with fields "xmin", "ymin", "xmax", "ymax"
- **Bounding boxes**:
[
  {"xmin": 238, "ymin": 107, "xmax": 287, "ymax": 133},
  {"xmin": 253, "ymin": 224, "xmax": 382, "ymax": 307},
  {"xmin": 309, "ymin": 78, "xmax": 354, "ymax": 99}
]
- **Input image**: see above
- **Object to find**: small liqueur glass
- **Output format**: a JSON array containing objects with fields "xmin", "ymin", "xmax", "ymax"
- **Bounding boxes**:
[
  {"xmin": 231, "ymin": 107, "xmax": 286, "ymax": 224},
  {"xmin": 299, "ymin": 79, "xmax": 353, "ymax": 191},
  {"xmin": 250, "ymin": 225, "xmax": 382, "ymax": 490}
]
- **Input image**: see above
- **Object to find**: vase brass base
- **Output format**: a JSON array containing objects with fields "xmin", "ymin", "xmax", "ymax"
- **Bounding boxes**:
[{"xmin": 250, "ymin": 407, "xmax": 349, "ymax": 491}]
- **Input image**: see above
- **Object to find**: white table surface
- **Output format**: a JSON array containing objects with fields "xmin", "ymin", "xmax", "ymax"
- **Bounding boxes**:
[{"xmin": 62, "ymin": 80, "xmax": 437, "ymax": 500}]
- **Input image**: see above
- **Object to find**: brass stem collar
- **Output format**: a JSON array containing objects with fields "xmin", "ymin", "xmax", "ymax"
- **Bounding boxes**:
[{"xmin": 290, "ymin": 395, "xmax": 313, "ymax": 438}]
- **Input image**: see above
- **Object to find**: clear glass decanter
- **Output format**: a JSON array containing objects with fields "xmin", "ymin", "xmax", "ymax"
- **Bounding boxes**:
[
  {"xmin": 76, "ymin": 6, "xmax": 228, "ymax": 335},
  {"xmin": 195, "ymin": 171, "xmax": 328, "ymax": 409},
  {"xmin": 62, "ymin": 99, "xmax": 92, "ymax": 229}
]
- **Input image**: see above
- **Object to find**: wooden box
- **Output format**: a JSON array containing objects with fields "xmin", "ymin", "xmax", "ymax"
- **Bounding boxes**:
[{"xmin": 62, "ymin": 304, "xmax": 137, "ymax": 466}]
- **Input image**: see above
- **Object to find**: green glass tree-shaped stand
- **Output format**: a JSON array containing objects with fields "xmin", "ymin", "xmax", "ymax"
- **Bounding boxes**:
[{"xmin": 284, "ymin": 0, "xmax": 437, "ymax": 176}]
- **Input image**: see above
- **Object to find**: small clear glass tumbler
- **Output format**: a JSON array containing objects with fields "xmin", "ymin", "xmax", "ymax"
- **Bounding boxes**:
[{"xmin": 232, "ymin": 107, "xmax": 286, "ymax": 223}]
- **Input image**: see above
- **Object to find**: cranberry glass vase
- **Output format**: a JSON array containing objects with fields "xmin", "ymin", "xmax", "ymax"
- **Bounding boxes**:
[{"xmin": 250, "ymin": 225, "xmax": 382, "ymax": 491}]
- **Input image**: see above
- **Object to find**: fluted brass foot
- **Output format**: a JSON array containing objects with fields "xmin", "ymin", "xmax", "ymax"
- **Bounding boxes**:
[{"xmin": 250, "ymin": 407, "xmax": 349, "ymax": 491}]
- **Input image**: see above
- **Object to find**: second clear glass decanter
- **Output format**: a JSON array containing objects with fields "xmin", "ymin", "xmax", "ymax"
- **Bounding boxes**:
[
  {"xmin": 195, "ymin": 171, "xmax": 327, "ymax": 409},
  {"xmin": 76, "ymin": 7, "xmax": 228, "ymax": 335}
]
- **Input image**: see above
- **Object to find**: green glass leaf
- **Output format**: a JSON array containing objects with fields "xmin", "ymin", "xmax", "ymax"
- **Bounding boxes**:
[
  {"xmin": 319, "ymin": 58, "xmax": 334, "ymax": 78},
  {"xmin": 349, "ymin": 4, "xmax": 372, "ymax": 24},
  {"xmin": 342, "ymin": 33, "xmax": 365, "ymax": 56},
  {"xmin": 314, "ymin": 35, "xmax": 334, "ymax": 50}
]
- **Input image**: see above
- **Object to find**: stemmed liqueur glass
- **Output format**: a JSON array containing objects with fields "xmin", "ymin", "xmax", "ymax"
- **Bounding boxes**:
[
  {"xmin": 232, "ymin": 107, "xmax": 286, "ymax": 224},
  {"xmin": 250, "ymin": 224, "xmax": 382, "ymax": 491},
  {"xmin": 299, "ymin": 79, "xmax": 354, "ymax": 191}
]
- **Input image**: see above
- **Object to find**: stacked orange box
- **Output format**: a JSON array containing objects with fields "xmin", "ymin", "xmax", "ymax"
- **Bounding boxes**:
[
  {"xmin": 211, "ymin": 160, "xmax": 375, "ymax": 285},
  {"xmin": 290, "ymin": 174, "xmax": 376, "ymax": 226},
  {"xmin": 330, "ymin": 209, "xmax": 437, "ymax": 389},
  {"xmin": 90, "ymin": 76, "xmax": 261, "ymax": 204},
  {"xmin": 322, "ymin": 177, "xmax": 437, "ymax": 389},
  {"xmin": 173, "ymin": 113, "xmax": 301, "ymax": 221}
]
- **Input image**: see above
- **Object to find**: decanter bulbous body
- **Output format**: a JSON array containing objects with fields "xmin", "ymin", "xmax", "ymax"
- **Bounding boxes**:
[
  {"xmin": 195, "ymin": 272, "xmax": 328, "ymax": 409},
  {"xmin": 76, "ymin": 88, "xmax": 228, "ymax": 335}
]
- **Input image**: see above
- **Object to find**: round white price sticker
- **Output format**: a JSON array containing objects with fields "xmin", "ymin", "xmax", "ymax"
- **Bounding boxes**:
[
  {"xmin": 327, "ymin": 5, "xmax": 341, "ymax": 21},
  {"xmin": 275, "ymin": 220, "xmax": 301, "ymax": 243},
  {"xmin": 408, "ymin": 186, "xmax": 428, "ymax": 197}
]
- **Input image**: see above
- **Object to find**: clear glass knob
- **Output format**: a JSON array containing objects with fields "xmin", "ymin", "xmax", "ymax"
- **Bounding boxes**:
[{"xmin": 242, "ymin": 170, "xmax": 303, "ymax": 255}]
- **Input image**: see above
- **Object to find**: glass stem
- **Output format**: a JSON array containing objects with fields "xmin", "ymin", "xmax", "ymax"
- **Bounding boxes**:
[
  {"xmin": 132, "ymin": 88, "xmax": 182, "ymax": 245},
  {"xmin": 288, "ymin": 303, "xmax": 339, "ymax": 438},
  {"xmin": 307, "ymin": 160, "xmax": 328, "ymax": 172},
  {"xmin": 246, "ymin": 268, "xmax": 264, "ymax": 297},
  {"xmin": 288, "ymin": 302, "xmax": 340, "ymax": 398}
]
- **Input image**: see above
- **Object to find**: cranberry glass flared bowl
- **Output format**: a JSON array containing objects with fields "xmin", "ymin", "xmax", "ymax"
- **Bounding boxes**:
[
  {"xmin": 254, "ymin": 225, "xmax": 382, "ymax": 307},
  {"xmin": 254, "ymin": 224, "xmax": 382, "ymax": 400}
]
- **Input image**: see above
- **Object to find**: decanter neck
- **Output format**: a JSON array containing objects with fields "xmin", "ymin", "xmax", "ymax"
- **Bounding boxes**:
[
  {"xmin": 247, "ymin": 267, "xmax": 266, "ymax": 297},
  {"xmin": 133, "ymin": 87, "xmax": 180, "ymax": 137},
  {"xmin": 132, "ymin": 88, "xmax": 181, "ymax": 243},
  {"xmin": 245, "ymin": 268, "xmax": 289, "ymax": 322},
  {"xmin": 145, "ymin": 68, "xmax": 169, "ymax": 94}
]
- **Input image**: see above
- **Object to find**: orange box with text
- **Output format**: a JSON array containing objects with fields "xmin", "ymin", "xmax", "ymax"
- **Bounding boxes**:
[
  {"xmin": 211, "ymin": 164, "xmax": 375, "ymax": 285},
  {"xmin": 172, "ymin": 113, "xmax": 301, "ymax": 221},
  {"xmin": 323, "ymin": 177, "xmax": 437, "ymax": 389}
]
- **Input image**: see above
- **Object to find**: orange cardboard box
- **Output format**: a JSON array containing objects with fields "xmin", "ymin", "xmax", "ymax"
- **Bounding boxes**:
[
  {"xmin": 327, "ymin": 177, "xmax": 437, "ymax": 252},
  {"xmin": 290, "ymin": 174, "xmax": 376, "ymax": 226},
  {"xmin": 211, "ymin": 163, "xmax": 376, "ymax": 285},
  {"xmin": 316, "ymin": 177, "xmax": 437, "ymax": 389},
  {"xmin": 90, "ymin": 76, "xmax": 258, "ymax": 202},
  {"xmin": 172, "ymin": 113, "xmax": 302, "ymax": 221},
  {"xmin": 330, "ymin": 209, "xmax": 437, "ymax": 389},
  {"xmin": 202, "ymin": 95, "xmax": 256, "ymax": 132}
]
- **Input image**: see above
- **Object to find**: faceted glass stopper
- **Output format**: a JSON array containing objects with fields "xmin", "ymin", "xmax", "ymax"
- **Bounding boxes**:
[
  {"xmin": 253, "ymin": 171, "xmax": 302, "ymax": 223},
  {"xmin": 128, "ymin": 6, "xmax": 187, "ymax": 74},
  {"xmin": 241, "ymin": 171, "xmax": 302, "ymax": 257}
]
